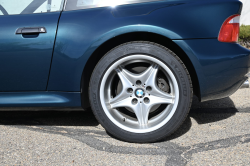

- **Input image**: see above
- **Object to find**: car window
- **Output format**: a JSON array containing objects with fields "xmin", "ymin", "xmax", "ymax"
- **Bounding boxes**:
[
  {"xmin": 0, "ymin": 0, "xmax": 65, "ymax": 15},
  {"xmin": 65, "ymin": 0, "xmax": 161, "ymax": 11}
]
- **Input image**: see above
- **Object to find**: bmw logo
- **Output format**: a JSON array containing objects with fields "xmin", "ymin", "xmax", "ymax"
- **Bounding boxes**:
[{"xmin": 135, "ymin": 88, "xmax": 145, "ymax": 98}]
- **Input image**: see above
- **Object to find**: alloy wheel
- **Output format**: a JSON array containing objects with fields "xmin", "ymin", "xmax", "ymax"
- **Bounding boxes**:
[{"xmin": 100, "ymin": 55, "xmax": 180, "ymax": 133}]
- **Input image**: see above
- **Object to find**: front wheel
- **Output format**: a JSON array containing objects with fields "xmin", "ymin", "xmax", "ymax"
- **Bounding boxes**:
[{"xmin": 89, "ymin": 42, "xmax": 193, "ymax": 143}]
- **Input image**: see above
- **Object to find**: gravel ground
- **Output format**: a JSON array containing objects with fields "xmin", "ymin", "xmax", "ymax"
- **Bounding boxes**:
[
  {"xmin": 0, "ymin": 88, "xmax": 250, "ymax": 166},
  {"xmin": 239, "ymin": 40, "xmax": 250, "ymax": 49}
]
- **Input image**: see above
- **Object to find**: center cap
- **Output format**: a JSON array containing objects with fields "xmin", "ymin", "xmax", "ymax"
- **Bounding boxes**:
[{"xmin": 135, "ymin": 88, "xmax": 145, "ymax": 98}]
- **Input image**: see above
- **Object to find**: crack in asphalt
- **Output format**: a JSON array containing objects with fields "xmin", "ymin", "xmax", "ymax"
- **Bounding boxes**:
[
  {"xmin": 4, "ymin": 123, "xmax": 249, "ymax": 166},
  {"xmin": 0, "ymin": 99, "xmax": 249, "ymax": 166}
]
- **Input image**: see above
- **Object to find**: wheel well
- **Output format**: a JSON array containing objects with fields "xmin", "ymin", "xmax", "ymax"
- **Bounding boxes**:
[{"xmin": 81, "ymin": 32, "xmax": 200, "ymax": 108}]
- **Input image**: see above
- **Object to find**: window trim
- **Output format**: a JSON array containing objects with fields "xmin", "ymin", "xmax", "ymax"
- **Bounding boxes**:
[
  {"xmin": 0, "ymin": 0, "xmax": 65, "ymax": 16},
  {"xmin": 64, "ymin": 0, "xmax": 164, "ymax": 11},
  {"xmin": 63, "ymin": 0, "xmax": 68, "ymax": 10}
]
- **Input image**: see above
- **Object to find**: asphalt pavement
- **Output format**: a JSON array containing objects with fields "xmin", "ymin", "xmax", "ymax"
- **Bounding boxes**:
[{"xmin": 0, "ymin": 88, "xmax": 250, "ymax": 166}]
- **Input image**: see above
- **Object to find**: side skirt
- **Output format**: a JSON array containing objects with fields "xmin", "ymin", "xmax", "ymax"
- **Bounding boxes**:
[{"xmin": 0, "ymin": 92, "xmax": 82, "ymax": 108}]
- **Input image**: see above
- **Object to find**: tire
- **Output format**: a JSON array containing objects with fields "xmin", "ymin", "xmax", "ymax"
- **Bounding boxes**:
[{"xmin": 89, "ymin": 41, "xmax": 193, "ymax": 143}]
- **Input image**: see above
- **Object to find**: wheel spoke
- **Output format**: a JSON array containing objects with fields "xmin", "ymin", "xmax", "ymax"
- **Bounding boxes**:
[
  {"xmin": 118, "ymin": 66, "xmax": 141, "ymax": 85},
  {"xmin": 111, "ymin": 97, "xmax": 152, "ymax": 126},
  {"xmin": 144, "ymin": 63, "xmax": 159, "ymax": 86},
  {"xmin": 143, "ymin": 63, "xmax": 175, "ymax": 104},
  {"xmin": 132, "ymin": 93, "xmax": 174, "ymax": 126},
  {"xmin": 149, "ymin": 93, "xmax": 175, "ymax": 105},
  {"xmin": 110, "ymin": 67, "xmax": 135, "ymax": 106},
  {"xmin": 130, "ymin": 102, "xmax": 151, "ymax": 126},
  {"xmin": 116, "ymin": 66, "xmax": 134, "ymax": 88},
  {"xmin": 110, "ymin": 97, "xmax": 132, "ymax": 109},
  {"xmin": 118, "ymin": 64, "xmax": 160, "ymax": 86},
  {"xmin": 138, "ymin": 102, "xmax": 151, "ymax": 125},
  {"xmin": 150, "ymin": 87, "xmax": 175, "ymax": 104},
  {"xmin": 133, "ymin": 64, "xmax": 157, "ymax": 84}
]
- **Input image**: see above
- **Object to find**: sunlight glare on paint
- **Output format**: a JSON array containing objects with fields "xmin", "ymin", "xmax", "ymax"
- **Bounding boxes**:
[{"xmin": 98, "ymin": 0, "xmax": 128, "ymax": 8}]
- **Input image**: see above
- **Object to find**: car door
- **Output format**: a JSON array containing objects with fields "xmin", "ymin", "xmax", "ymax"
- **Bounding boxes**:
[{"xmin": 0, "ymin": 0, "xmax": 64, "ymax": 91}]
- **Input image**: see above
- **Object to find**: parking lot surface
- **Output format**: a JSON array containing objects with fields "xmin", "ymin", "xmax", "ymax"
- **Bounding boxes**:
[{"xmin": 0, "ymin": 89, "xmax": 250, "ymax": 166}]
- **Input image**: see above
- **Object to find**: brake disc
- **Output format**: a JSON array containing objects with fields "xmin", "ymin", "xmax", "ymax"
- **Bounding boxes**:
[{"xmin": 157, "ymin": 78, "xmax": 170, "ymax": 93}]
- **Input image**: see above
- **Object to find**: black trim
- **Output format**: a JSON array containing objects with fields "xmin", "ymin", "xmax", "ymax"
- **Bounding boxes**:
[
  {"xmin": 172, "ymin": 37, "xmax": 218, "ymax": 40},
  {"xmin": 21, "ymin": 0, "xmax": 47, "ymax": 14},
  {"xmin": 47, "ymin": 0, "xmax": 52, "ymax": 12},
  {"xmin": 0, "ymin": 5, "xmax": 8, "ymax": 15},
  {"xmin": 16, "ymin": 27, "xmax": 47, "ymax": 34}
]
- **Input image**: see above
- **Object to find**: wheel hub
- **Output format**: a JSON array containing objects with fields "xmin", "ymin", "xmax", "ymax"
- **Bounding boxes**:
[{"xmin": 135, "ymin": 88, "xmax": 145, "ymax": 98}]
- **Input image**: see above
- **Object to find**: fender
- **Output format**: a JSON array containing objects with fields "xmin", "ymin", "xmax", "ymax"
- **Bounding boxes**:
[
  {"xmin": 47, "ymin": 24, "xmax": 183, "ymax": 92},
  {"xmin": 91, "ymin": 25, "xmax": 182, "ymax": 46}
]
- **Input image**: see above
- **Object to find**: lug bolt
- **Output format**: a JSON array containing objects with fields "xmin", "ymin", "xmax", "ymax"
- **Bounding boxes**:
[
  {"xmin": 127, "ymin": 88, "xmax": 133, "ymax": 93},
  {"xmin": 136, "ymin": 80, "xmax": 142, "ymax": 86},
  {"xmin": 146, "ymin": 86, "xmax": 152, "ymax": 91},
  {"xmin": 144, "ymin": 97, "xmax": 150, "ymax": 104},
  {"xmin": 132, "ymin": 98, "xmax": 138, "ymax": 105}
]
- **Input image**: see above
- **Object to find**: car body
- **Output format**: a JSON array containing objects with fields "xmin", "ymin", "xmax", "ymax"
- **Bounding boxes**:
[{"xmin": 0, "ymin": 0, "xmax": 249, "ymax": 142}]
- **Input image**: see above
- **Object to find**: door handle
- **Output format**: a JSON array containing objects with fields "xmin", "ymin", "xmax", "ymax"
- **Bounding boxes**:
[{"xmin": 16, "ymin": 27, "xmax": 47, "ymax": 34}]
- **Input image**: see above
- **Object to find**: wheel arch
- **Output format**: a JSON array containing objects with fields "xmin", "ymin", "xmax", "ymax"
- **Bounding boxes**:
[{"xmin": 81, "ymin": 32, "xmax": 200, "ymax": 108}]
